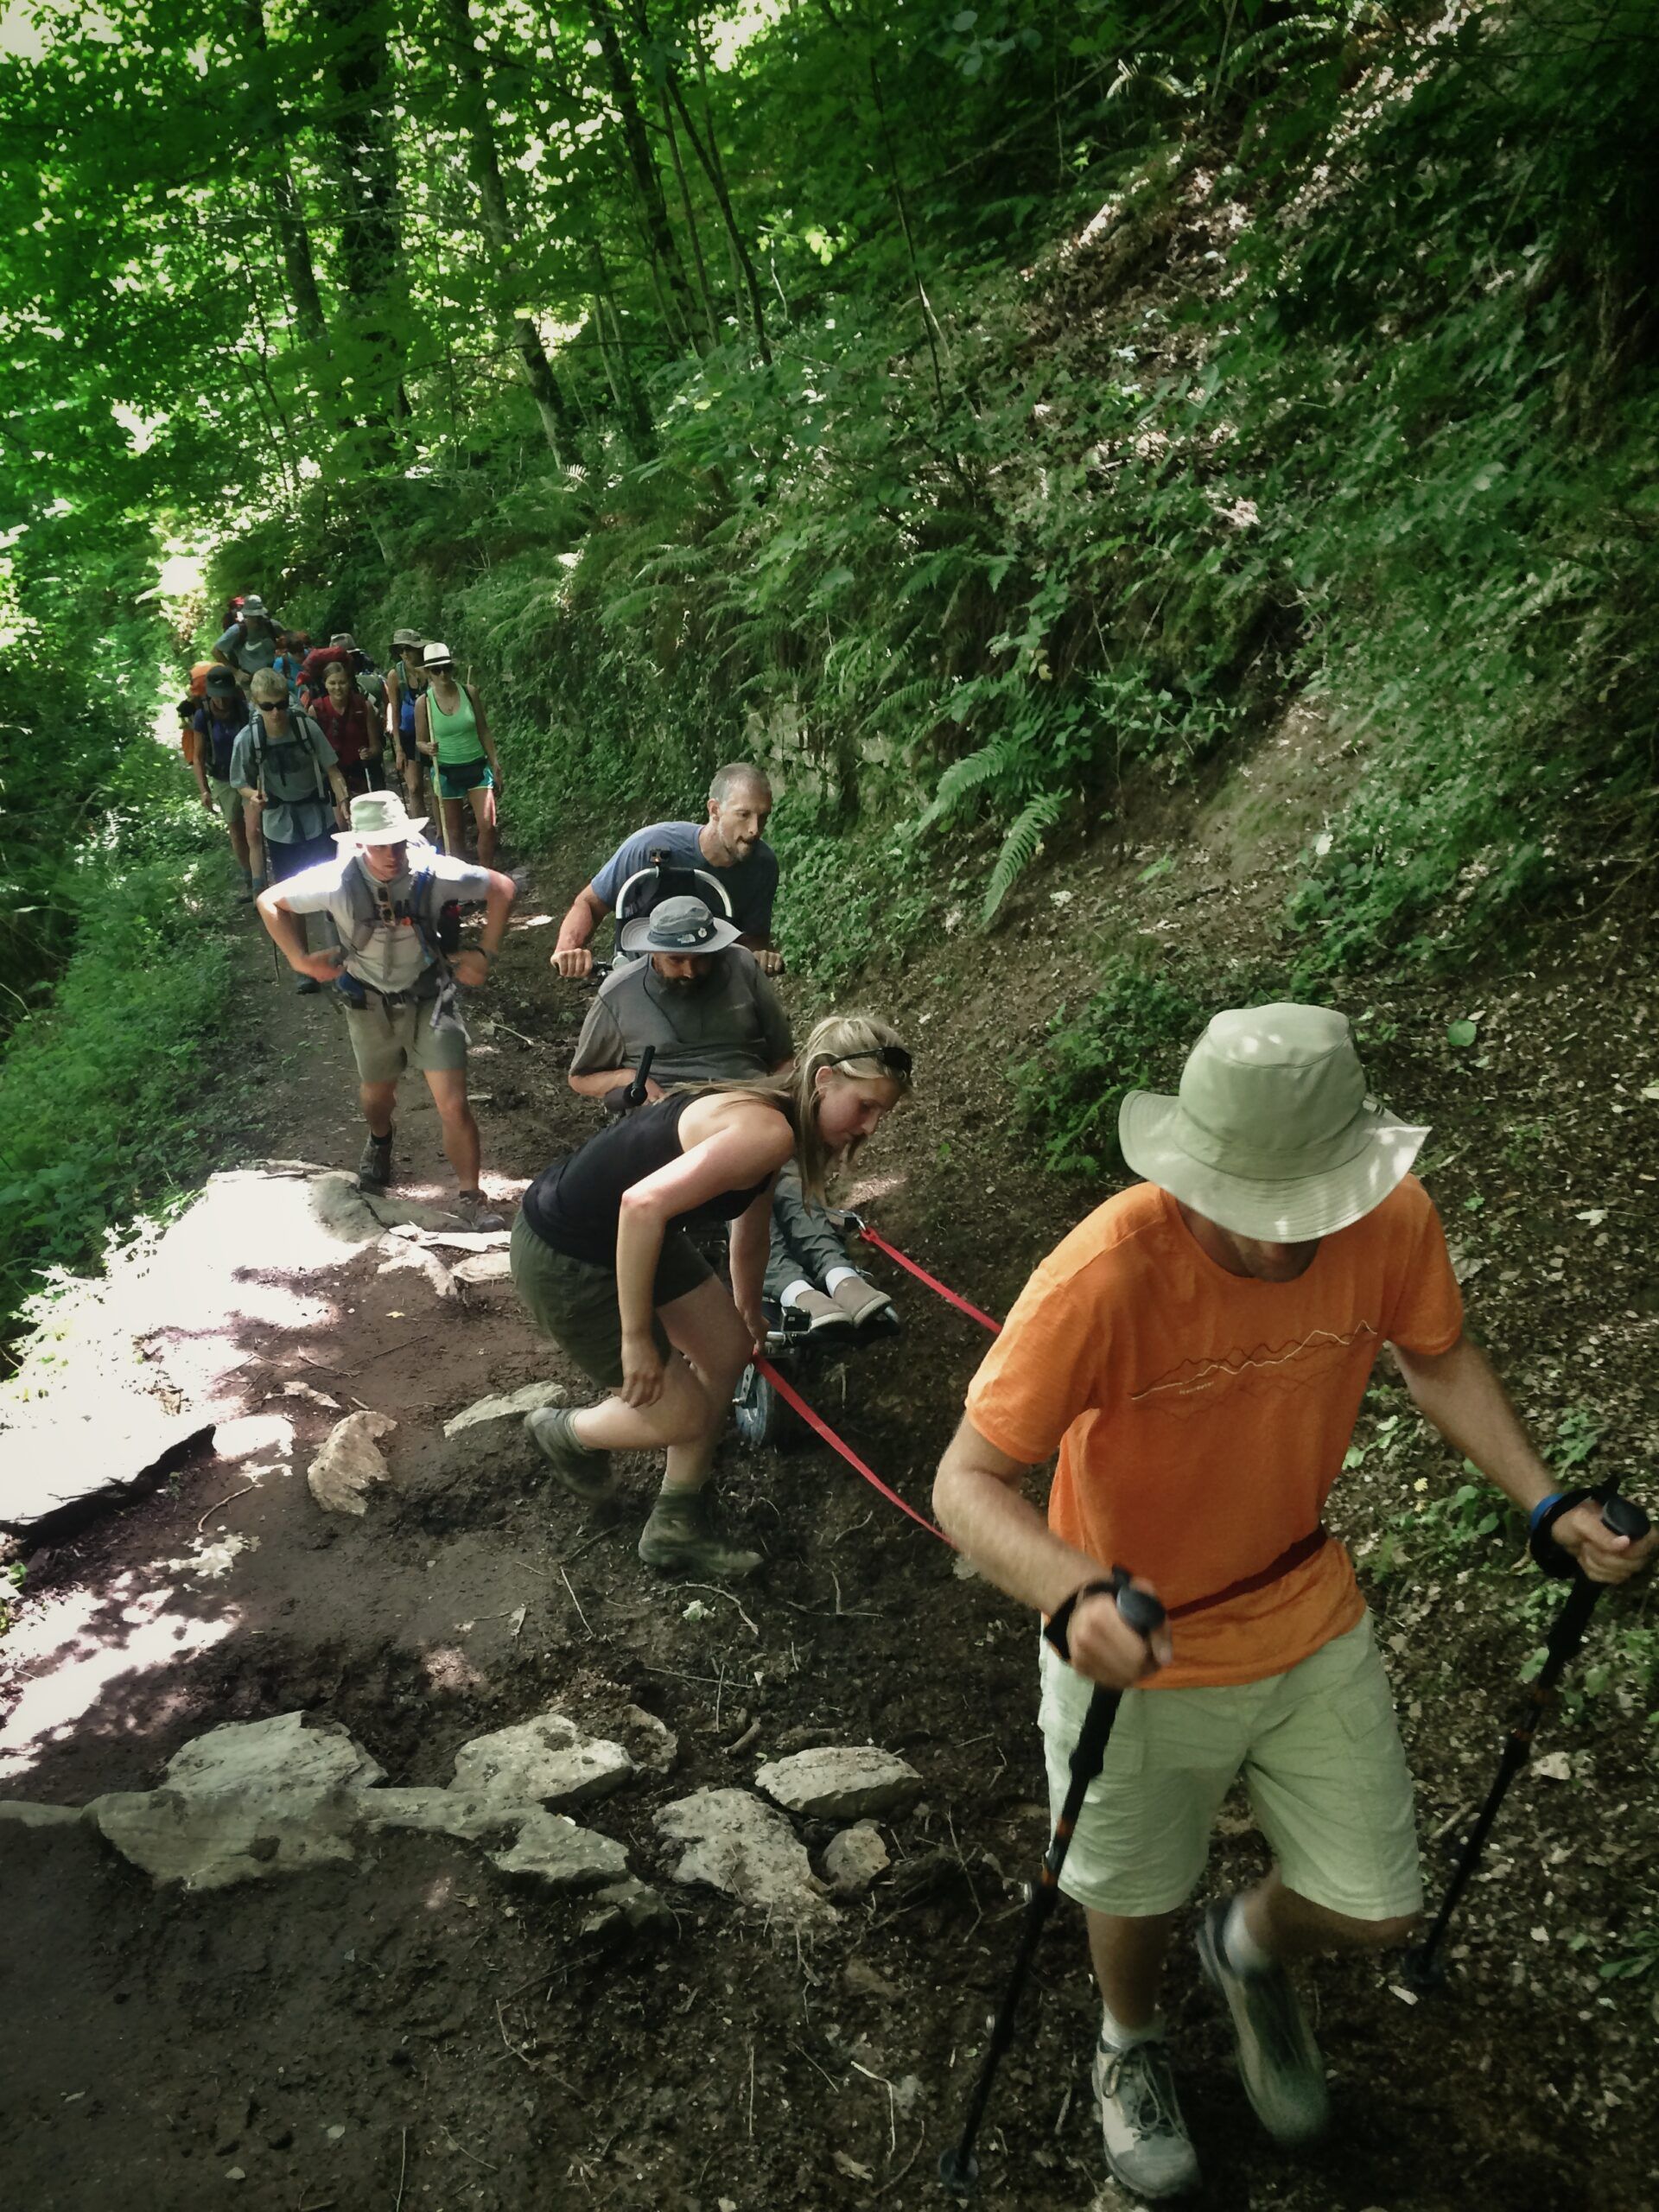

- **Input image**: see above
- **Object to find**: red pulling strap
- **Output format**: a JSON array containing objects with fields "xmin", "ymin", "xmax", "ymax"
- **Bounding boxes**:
[
  {"xmin": 856, "ymin": 1224, "xmax": 1002, "ymax": 1335},
  {"xmin": 753, "ymin": 1356, "xmax": 955, "ymax": 1548}
]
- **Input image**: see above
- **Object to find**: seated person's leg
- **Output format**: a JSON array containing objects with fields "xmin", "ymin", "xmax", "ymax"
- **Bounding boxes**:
[{"xmin": 766, "ymin": 1164, "xmax": 892, "ymax": 1330}]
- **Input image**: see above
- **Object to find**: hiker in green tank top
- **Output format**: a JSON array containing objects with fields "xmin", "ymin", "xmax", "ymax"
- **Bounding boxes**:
[{"xmin": 412, "ymin": 640, "xmax": 502, "ymax": 868}]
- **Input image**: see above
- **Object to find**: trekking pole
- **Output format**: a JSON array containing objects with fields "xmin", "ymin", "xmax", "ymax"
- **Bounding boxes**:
[
  {"xmin": 624, "ymin": 1045, "xmax": 656, "ymax": 1110},
  {"xmin": 939, "ymin": 1570, "xmax": 1167, "ymax": 2197},
  {"xmin": 1402, "ymin": 1478, "xmax": 1651, "ymax": 1993}
]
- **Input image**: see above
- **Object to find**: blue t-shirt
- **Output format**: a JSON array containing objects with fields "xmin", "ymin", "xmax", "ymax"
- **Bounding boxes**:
[
  {"xmin": 589, "ymin": 822, "xmax": 779, "ymax": 941},
  {"xmin": 193, "ymin": 699, "xmax": 254, "ymax": 783}
]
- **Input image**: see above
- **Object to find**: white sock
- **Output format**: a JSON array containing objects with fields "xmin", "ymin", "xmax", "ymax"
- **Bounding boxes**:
[
  {"xmin": 823, "ymin": 1266, "xmax": 860, "ymax": 1293},
  {"xmin": 779, "ymin": 1278, "xmax": 813, "ymax": 1307},
  {"xmin": 1224, "ymin": 1897, "xmax": 1274, "ymax": 1975},
  {"xmin": 1098, "ymin": 2002, "xmax": 1163, "ymax": 2053}
]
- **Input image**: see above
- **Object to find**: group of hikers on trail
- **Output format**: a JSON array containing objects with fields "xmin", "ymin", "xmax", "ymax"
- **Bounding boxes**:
[
  {"xmin": 208, "ymin": 611, "xmax": 1654, "ymax": 2196},
  {"xmin": 176, "ymin": 595, "xmax": 504, "ymax": 915}
]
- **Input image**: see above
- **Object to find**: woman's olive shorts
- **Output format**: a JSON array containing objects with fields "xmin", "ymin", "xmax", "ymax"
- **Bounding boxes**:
[{"xmin": 510, "ymin": 1213, "xmax": 712, "ymax": 1388}]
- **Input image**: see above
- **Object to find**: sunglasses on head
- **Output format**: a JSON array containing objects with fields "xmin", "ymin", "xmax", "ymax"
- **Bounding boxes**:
[{"xmin": 828, "ymin": 1045, "xmax": 913, "ymax": 1079}]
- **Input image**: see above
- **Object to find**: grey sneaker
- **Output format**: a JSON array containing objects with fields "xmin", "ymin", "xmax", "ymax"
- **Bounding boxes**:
[
  {"xmin": 785, "ymin": 1287, "xmax": 854, "ymax": 1335},
  {"xmin": 1196, "ymin": 1899, "xmax": 1330, "ymax": 2145},
  {"xmin": 358, "ymin": 1132, "xmax": 393, "ymax": 1194},
  {"xmin": 525, "ymin": 1408, "xmax": 615, "ymax": 1503},
  {"xmin": 1092, "ymin": 2035, "xmax": 1199, "ymax": 2200},
  {"xmin": 829, "ymin": 1275, "xmax": 893, "ymax": 1327},
  {"xmin": 638, "ymin": 1487, "xmax": 762, "ymax": 1580},
  {"xmin": 454, "ymin": 1189, "xmax": 508, "ymax": 1231}
]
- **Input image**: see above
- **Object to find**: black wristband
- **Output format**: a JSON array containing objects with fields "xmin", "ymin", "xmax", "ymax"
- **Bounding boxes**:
[
  {"xmin": 1043, "ymin": 1578, "xmax": 1122, "ymax": 1664},
  {"xmin": 1529, "ymin": 1486, "xmax": 1593, "ymax": 1580}
]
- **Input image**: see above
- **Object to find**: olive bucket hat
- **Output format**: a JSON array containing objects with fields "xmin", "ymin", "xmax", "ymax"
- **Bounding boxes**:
[{"xmin": 1117, "ymin": 1003, "xmax": 1430, "ymax": 1242}]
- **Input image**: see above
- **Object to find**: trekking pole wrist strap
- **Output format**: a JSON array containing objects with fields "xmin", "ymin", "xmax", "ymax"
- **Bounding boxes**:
[
  {"xmin": 1529, "ymin": 1487, "xmax": 1593, "ymax": 1579},
  {"xmin": 1043, "ymin": 1573, "xmax": 1130, "ymax": 1663}
]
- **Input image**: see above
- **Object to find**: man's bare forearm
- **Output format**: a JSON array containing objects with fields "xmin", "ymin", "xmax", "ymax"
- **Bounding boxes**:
[
  {"xmin": 934, "ymin": 1421, "xmax": 1105, "ymax": 1616},
  {"xmin": 1393, "ymin": 1333, "xmax": 1554, "ymax": 1514},
  {"xmin": 556, "ymin": 890, "xmax": 605, "ymax": 955},
  {"xmin": 569, "ymin": 1066, "xmax": 632, "ymax": 1099}
]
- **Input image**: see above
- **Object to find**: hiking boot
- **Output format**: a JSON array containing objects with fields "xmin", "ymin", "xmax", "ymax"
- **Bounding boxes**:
[
  {"xmin": 525, "ymin": 1408, "xmax": 615, "ymax": 1503},
  {"xmin": 784, "ymin": 1287, "xmax": 854, "ymax": 1335},
  {"xmin": 454, "ymin": 1190, "xmax": 508, "ymax": 1231},
  {"xmin": 830, "ymin": 1274, "xmax": 893, "ymax": 1328},
  {"xmin": 358, "ymin": 1132, "xmax": 393, "ymax": 1195},
  {"xmin": 1196, "ymin": 1899, "xmax": 1330, "ymax": 2145},
  {"xmin": 638, "ymin": 1487, "xmax": 762, "ymax": 1580},
  {"xmin": 1092, "ymin": 2034, "xmax": 1199, "ymax": 2201}
]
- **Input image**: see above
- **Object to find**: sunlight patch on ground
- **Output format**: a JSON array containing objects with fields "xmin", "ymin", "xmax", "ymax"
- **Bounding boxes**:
[{"xmin": 0, "ymin": 1575, "xmax": 237, "ymax": 1788}]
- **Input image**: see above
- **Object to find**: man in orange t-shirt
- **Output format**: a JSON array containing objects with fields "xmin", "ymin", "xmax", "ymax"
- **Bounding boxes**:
[{"xmin": 935, "ymin": 1003, "xmax": 1652, "ymax": 2202}]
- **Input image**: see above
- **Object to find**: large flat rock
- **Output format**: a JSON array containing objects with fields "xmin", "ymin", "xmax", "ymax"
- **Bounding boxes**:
[
  {"xmin": 443, "ymin": 1382, "xmax": 569, "ymax": 1439},
  {"xmin": 451, "ymin": 1710, "xmax": 635, "ymax": 1810},
  {"xmin": 656, "ymin": 1788, "xmax": 836, "ymax": 1929},
  {"xmin": 490, "ymin": 1808, "xmax": 629, "ymax": 1889},
  {"xmin": 753, "ymin": 1746, "xmax": 923, "ymax": 1821},
  {"xmin": 86, "ymin": 1713, "xmax": 385, "ymax": 1891}
]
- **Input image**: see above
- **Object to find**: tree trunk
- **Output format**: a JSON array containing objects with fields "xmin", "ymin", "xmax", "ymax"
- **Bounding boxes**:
[
  {"xmin": 438, "ymin": 0, "xmax": 570, "ymax": 461},
  {"xmin": 316, "ymin": 0, "xmax": 408, "ymax": 453},
  {"xmin": 659, "ymin": 93, "xmax": 721, "ymax": 347},
  {"xmin": 242, "ymin": 0, "xmax": 327, "ymax": 345},
  {"xmin": 664, "ymin": 67, "xmax": 771, "ymax": 365},
  {"xmin": 588, "ymin": 0, "xmax": 705, "ymax": 353}
]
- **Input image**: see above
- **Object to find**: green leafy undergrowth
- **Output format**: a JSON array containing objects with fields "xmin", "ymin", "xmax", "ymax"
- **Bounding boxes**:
[
  {"xmin": 1014, "ymin": 953, "xmax": 1210, "ymax": 1177},
  {"xmin": 0, "ymin": 798, "xmax": 230, "ymax": 1338}
]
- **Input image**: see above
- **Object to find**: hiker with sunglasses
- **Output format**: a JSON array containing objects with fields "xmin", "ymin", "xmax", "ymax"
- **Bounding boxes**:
[
  {"xmin": 552, "ymin": 763, "xmax": 783, "ymax": 980},
  {"xmin": 233, "ymin": 669, "xmax": 352, "ymax": 991},
  {"xmin": 512, "ymin": 1015, "xmax": 912, "ymax": 1579},
  {"xmin": 255, "ymin": 790, "xmax": 515, "ymax": 1230},
  {"xmin": 934, "ymin": 1003, "xmax": 1654, "ymax": 2201},
  {"xmin": 188, "ymin": 664, "xmax": 257, "ymax": 899},
  {"xmin": 569, "ymin": 896, "xmax": 895, "ymax": 1332}
]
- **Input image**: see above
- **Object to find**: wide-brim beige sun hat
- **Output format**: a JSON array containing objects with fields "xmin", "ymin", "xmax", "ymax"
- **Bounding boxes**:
[
  {"xmin": 334, "ymin": 791, "xmax": 429, "ymax": 845},
  {"xmin": 1117, "ymin": 1002, "xmax": 1430, "ymax": 1243}
]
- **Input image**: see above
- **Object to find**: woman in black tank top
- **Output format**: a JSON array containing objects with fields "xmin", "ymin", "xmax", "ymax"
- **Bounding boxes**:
[{"xmin": 510, "ymin": 1014, "xmax": 913, "ymax": 1581}]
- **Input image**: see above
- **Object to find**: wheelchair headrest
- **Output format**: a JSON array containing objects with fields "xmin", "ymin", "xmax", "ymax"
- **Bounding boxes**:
[{"xmin": 614, "ymin": 855, "xmax": 736, "ymax": 926}]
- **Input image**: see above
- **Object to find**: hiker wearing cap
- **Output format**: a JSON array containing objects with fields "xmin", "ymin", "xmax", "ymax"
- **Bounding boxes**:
[
  {"xmin": 412, "ymin": 644, "xmax": 502, "ymax": 868},
  {"xmin": 385, "ymin": 630, "xmax": 429, "ymax": 810},
  {"xmin": 314, "ymin": 659, "xmax": 385, "ymax": 798},
  {"xmin": 569, "ymin": 896, "xmax": 894, "ymax": 1333},
  {"xmin": 552, "ymin": 764, "xmax": 783, "ymax": 981},
  {"xmin": 213, "ymin": 593, "xmax": 282, "ymax": 691},
  {"xmin": 254, "ymin": 791, "xmax": 517, "ymax": 1232},
  {"xmin": 513, "ymin": 1014, "xmax": 912, "ymax": 1578},
  {"xmin": 233, "ymin": 670, "xmax": 352, "ymax": 991},
  {"xmin": 933, "ymin": 1003, "xmax": 1655, "ymax": 2201},
  {"xmin": 189, "ymin": 665, "xmax": 257, "ymax": 899}
]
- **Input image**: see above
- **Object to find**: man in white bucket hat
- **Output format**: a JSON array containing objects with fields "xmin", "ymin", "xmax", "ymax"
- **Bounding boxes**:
[
  {"xmin": 935, "ymin": 1003, "xmax": 1653, "ymax": 2199},
  {"xmin": 256, "ymin": 790, "xmax": 518, "ymax": 1230}
]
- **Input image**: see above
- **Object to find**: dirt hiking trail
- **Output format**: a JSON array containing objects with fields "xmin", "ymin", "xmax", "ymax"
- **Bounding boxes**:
[{"xmin": 2, "ymin": 818, "xmax": 1656, "ymax": 2212}]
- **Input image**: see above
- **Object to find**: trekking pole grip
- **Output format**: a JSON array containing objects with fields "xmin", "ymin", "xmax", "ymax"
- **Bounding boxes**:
[{"xmin": 1112, "ymin": 1574, "xmax": 1166, "ymax": 1641}]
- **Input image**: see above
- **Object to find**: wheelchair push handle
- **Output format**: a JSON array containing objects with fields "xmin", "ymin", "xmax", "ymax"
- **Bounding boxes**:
[{"xmin": 624, "ymin": 1044, "xmax": 657, "ymax": 1110}]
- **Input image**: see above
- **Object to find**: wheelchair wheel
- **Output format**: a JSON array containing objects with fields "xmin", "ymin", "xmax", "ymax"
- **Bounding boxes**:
[{"xmin": 733, "ymin": 1360, "xmax": 779, "ymax": 1448}]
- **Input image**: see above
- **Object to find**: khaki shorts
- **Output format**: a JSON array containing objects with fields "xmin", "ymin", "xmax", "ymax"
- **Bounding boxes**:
[
  {"xmin": 510, "ymin": 1213, "xmax": 713, "ymax": 1388},
  {"xmin": 343, "ymin": 993, "xmax": 468, "ymax": 1084},
  {"xmin": 208, "ymin": 774, "xmax": 245, "ymax": 827},
  {"xmin": 1038, "ymin": 1611, "xmax": 1421, "ymax": 1923}
]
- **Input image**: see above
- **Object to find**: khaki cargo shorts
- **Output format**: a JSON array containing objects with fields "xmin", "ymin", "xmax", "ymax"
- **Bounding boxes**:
[
  {"xmin": 342, "ymin": 992, "xmax": 468, "ymax": 1084},
  {"xmin": 509, "ymin": 1213, "xmax": 713, "ymax": 1389},
  {"xmin": 207, "ymin": 774, "xmax": 245, "ymax": 828},
  {"xmin": 1038, "ymin": 1611, "xmax": 1421, "ymax": 1923}
]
